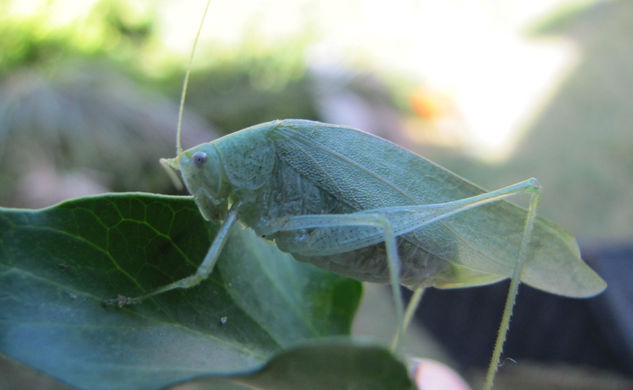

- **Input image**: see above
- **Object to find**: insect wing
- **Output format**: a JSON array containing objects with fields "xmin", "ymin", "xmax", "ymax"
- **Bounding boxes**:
[{"xmin": 270, "ymin": 120, "xmax": 605, "ymax": 297}]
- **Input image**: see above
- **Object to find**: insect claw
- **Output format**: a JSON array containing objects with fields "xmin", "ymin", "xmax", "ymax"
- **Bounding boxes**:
[
  {"xmin": 498, "ymin": 357, "xmax": 518, "ymax": 368},
  {"xmin": 102, "ymin": 294, "xmax": 139, "ymax": 308}
]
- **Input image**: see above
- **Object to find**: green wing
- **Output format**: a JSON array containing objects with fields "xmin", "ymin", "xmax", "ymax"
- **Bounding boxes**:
[{"xmin": 270, "ymin": 119, "xmax": 605, "ymax": 298}]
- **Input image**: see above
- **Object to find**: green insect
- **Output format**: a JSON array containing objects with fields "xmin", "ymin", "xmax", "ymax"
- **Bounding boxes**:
[{"xmin": 106, "ymin": 3, "xmax": 606, "ymax": 389}]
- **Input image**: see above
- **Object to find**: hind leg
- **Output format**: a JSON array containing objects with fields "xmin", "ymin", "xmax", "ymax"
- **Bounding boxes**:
[
  {"xmin": 483, "ymin": 180, "xmax": 541, "ymax": 390},
  {"xmin": 271, "ymin": 213, "xmax": 407, "ymax": 349}
]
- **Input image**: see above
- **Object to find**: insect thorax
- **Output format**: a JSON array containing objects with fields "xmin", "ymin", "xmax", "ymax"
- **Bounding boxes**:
[
  {"xmin": 233, "ymin": 150, "xmax": 349, "ymax": 235},
  {"xmin": 221, "ymin": 139, "xmax": 449, "ymax": 289}
]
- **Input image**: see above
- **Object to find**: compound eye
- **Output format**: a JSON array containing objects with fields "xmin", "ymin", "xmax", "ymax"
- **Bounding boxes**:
[{"xmin": 192, "ymin": 151, "xmax": 208, "ymax": 168}]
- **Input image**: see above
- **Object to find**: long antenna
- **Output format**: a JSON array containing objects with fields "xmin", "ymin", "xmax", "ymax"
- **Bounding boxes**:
[{"xmin": 176, "ymin": 0, "xmax": 212, "ymax": 154}]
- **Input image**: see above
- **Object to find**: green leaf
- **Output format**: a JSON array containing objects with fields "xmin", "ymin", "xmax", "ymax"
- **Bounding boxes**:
[
  {"xmin": 0, "ymin": 193, "xmax": 367, "ymax": 390},
  {"xmin": 170, "ymin": 340, "xmax": 415, "ymax": 390}
]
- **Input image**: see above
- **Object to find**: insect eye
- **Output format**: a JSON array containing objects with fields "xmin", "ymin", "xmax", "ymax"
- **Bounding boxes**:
[{"xmin": 192, "ymin": 151, "xmax": 208, "ymax": 168}]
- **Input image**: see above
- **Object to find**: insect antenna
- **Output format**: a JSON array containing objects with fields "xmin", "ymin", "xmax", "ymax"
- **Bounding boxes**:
[{"xmin": 176, "ymin": 0, "xmax": 212, "ymax": 155}]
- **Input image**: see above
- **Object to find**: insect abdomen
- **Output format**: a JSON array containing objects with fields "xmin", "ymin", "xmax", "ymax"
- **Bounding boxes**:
[{"xmin": 291, "ymin": 237, "xmax": 448, "ymax": 288}]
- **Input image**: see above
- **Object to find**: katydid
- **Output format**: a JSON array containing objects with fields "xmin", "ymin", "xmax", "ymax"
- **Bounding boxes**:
[{"xmin": 105, "ymin": 3, "xmax": 606, "ymax": 390}]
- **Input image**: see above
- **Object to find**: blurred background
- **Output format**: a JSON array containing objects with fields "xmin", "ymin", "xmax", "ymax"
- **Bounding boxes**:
[{"xmin": 0, "ymin": 0, "xmax": 631, "ymax": 388}]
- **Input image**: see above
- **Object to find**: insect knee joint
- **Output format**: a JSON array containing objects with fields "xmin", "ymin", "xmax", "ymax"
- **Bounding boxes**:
[
  {"xmin": 364, "ymin": 214, "xmax": 394, "ymax": 236},
  {"xmin": 526, "ymin": 177, "xmax": 543, "ymax": 192}
]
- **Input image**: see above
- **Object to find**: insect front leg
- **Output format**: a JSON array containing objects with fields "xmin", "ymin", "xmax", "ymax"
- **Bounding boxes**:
[{"xmin": 103, "ymin": 209, "xmax": 239, "ymax": 307}]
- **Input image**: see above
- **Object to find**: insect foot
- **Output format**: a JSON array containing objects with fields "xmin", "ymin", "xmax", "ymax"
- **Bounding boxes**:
[{"xmin": 102, "ymin": 294, "xmax": 142, "ymax": 308}]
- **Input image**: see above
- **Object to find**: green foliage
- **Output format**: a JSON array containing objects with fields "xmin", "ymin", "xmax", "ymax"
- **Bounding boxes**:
[
  {"xmin": 0, "ymin": 0, "xmax": 155, "ymax": 73},
  {"xmin": 0, "ymin": 193, "xmax": 415, "ymax": 389},
  {"xmin": 179, "ymin": 341, "xmax": 415, "ymax": 390},
  {"xmin": 0, "ymin": 1, "xmax": 180, "ymax": 205}
]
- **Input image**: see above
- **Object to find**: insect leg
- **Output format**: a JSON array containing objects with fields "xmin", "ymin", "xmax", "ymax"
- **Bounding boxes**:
[
  {"xmin": 274, "ymin": 177, "xmax": 542, "ymax": 361},
  {"xmin": 278, "ymin": 178, "xmax": 543, "ymax": 254},
  {"xmin": 403, "ymin": 287, "xmax": 424, "ymax": 335},
  {"xmin": 484, "ymin": 180, "xmax": 541, "ymax": 390},
  {"xmin": 104, "ymin": 209, "xmax": 239, "ymax": 307},
  {"xmin": 273, "ymin": 213, "xmax": 407, "ymax": 349}
]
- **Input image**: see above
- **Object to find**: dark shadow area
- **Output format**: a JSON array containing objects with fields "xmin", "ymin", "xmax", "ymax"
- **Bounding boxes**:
[{"xmin": 413, "ymin": 244, "xmax": 633, "ymax": 377}]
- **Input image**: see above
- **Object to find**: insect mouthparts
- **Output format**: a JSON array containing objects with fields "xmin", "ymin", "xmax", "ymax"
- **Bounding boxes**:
[
  {"xmin": 159, "ymin": 157, "xmax": 183, "ymax": 190},
  {"xmin": 160, "ymin": 157, "xmax": 179, "ymax": 169}
]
